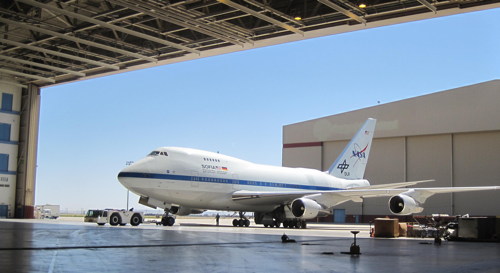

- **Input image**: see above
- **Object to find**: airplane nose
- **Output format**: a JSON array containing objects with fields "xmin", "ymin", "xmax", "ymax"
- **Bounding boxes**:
[
  {"xmin": 120, "ymin": 157, "xmax": 153, "ymax": 173},
  {"xmin": 117, "ymin": 157, "xmax": 152, "ymax": 186}
]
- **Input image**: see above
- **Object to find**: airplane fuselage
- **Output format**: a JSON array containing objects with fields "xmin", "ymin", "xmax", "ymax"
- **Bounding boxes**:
[
  {"xmin": 117, "ymin": 119, "xmax": 500, "ymax": 228},
  {"xmin": 118, "ymin": 147, "xmax": 369, "ymax": 212}
]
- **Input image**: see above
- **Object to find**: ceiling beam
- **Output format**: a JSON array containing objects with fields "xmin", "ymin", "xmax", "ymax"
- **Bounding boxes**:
[
  {"xmin": 3, "ymin": 62, "xmax": 55, "ymax": 75},
  {"xmin": 317, "ymin": 0, "xmax": 367, "ymax": 24},
  {"xmin": 216, "ymin": 0, "xmax": 304, "ymax": 36},
  {"xmin": 107, "ymin": 0, "xmax": 250, "ymax": 46},
  {"xmin": 416, "ymin": 0, "xmax": 437, "ymax": 13},
  {"xmin": 0, "ymin": 55, "xmax": 86, "ymax": 77},
  {"xmin": 0, "ymin": 38, "xmax": 120, "ymax": 71},
  {"xmin": 243, "ymin": 0, "xmax": 305, "ymax": 27},
  {"xmin": 16, "ymin": 0, "xmax": 199, "ymax": 56},
  {"xmin": 0, "ymin": 17, "xmax": 155, "ymax": 64},
  {"xmin": 0, "ymin": 68, "xmax": 55, "ymax": 83},
  {"xmin": 25, "ymin": 53, "xmax": 86, "ymax": 70},
  {"xmin": 170, "ymin": 6, "xmax": 253, "ymax": 40},
  {"xmin": 0, "ymin": 80, "xmax": 28, "ymax": 89}
]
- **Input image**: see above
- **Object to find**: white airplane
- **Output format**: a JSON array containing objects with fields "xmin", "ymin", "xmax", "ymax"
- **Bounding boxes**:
[{"xmin": 118, "ymin": 118, "xmax": 499, "ymax": 228}]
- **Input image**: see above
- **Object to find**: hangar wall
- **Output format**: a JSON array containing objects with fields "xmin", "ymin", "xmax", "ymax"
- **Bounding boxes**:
[{"xmin": 282, "ymin": 80, "xmax": 500, "ymax": 219}]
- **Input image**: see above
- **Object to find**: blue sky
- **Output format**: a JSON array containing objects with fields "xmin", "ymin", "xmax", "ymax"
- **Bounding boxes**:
[{"xmin": 35, "ymin": 8, "xmax": 500, "ymax": 212}]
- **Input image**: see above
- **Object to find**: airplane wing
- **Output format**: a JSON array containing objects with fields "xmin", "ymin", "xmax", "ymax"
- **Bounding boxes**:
[
  {"xmin": 232, "ymin": 184, "xmax": 500, "ymax": 209},
  {"xmin": 310, "ymin": 186, "xmax": 500, "ymax": 208},
  {"xmin": 231, "ymin": 179, "xmax": 435, "ymax": 206},
  {"xmin": 349, "ymin": 179, "xmax": 435, "ymax": 190}
]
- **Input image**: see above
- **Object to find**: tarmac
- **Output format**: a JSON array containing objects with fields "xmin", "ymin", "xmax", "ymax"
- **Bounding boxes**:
[{"xmin": 0, "ymin": 217, "xmax": 499, "ymax": 273}]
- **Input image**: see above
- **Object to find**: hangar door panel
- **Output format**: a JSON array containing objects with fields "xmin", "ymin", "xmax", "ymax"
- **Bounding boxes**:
[
  {"xmin": 282, "ymin": 146, "xmax": 322, "ymax": 170},
  {"xmin": 322, "ymin": 141, "xmax": 347, "ymax": 171},
  {"xmin": 363, "ymin": 138, "xmax": 406, "ymax": 215},
  {"xmin": 453, "ymin": 131, "xmax": 500, "ymax": 216},
  {"xmin": 406, "ymin": 135, "xmax": 452, "ymax": 215}
]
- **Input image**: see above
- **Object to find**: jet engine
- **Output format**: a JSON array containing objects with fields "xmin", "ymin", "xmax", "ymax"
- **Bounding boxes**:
[
  {"xmin": 388, "ymin": 194, "xmax": 424, "ymax": 215},
  {"xmin": 170, "ymin": 206, "xmax": 204, "ymax": 216},
  {"xmin": 291, "ymin": 198, "xmax": 322, "ymax": 219}
]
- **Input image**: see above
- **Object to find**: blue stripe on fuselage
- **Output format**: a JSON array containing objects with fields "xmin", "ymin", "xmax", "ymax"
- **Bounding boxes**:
[{"xmin": 117, "ymin": 172, "xmax": 342, "ymax": 191}]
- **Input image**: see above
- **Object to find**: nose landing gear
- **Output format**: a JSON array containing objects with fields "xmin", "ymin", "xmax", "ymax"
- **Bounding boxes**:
[{"xmin": 160, "ymin": 208, "xmax": 175, "ymax": 226}]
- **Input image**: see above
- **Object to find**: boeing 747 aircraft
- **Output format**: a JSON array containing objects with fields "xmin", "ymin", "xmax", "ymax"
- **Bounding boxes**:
[{"xmin": 118, "ymin": 118, "xmax": 499, "ymax": 228}]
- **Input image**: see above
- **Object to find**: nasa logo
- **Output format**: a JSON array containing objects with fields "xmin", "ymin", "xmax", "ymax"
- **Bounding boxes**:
[{"xmin": 351, "ymin": 143, "xmax": 368, "ymax": 159}]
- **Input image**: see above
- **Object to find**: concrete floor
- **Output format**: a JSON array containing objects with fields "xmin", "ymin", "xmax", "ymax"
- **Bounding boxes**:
[{"xmin": 1, "ymin": 218, "xmax": 499, "ymax": 273}]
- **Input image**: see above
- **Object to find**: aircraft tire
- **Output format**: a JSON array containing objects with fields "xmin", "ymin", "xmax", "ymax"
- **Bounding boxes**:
[
  {"xmin": 109, "ymin": 213, "xmax": 121, "ymax": 226},
  {"xmin": 130, "ymin": 214, "xmax": 141, "ymax": 226},
  {"xmin": 244, "ymin": 219, "xmax": 250, "ymax": 227},
  {"xmin": 167, "ymin": 217, "xmax": 175, "ymax": 226},
  {"xmin": 301, "ymin": 221, "xmax": 307, "ymax": 229},
  {"xmin": 97, "ymin": 223, "xmax": 105, "ymax": 226},
  {"xmin": 233, "ymin": 219, "xmax": 239, "ymax": 227},
  {"xmin": 238, "ymin": 219, "xmax": 244, "ymax": 227}
]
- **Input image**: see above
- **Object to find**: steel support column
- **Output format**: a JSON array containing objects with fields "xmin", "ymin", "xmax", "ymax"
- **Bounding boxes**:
[{"xmin": 15, "ymin": 84, "xmax": 40, "ymax": 218}]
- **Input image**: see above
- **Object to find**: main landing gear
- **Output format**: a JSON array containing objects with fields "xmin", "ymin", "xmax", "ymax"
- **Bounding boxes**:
[
  {"xmin": 282, "ymin": 219, "xmax": 307, "ymax": 229},
  {"xmin": 232, "ymin": 212, "xmax": 250, "ymax": 227},
  {"xmin": 255, "ymin": 209, "xmax": 308, "ymax": 229},
  {"xmin": 160, "ymin": 208, "xmax": 175, "ymax": 226},
  {"xmin": 264, "ymin": 219, "xmax": 307, "ymax": 229}
]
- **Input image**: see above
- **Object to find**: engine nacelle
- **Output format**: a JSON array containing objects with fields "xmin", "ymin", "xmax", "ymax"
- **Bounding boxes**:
[
  {"xmin": 171, "ymin": 206, "xmax": 204, "ymax": 216},
  {"xmin": 291, "ymin": 198, "xmax": 322, "ymax": 219},
  {"xmin": 388, "ymin": 194, "xmax": 424, "ymax": 215}
]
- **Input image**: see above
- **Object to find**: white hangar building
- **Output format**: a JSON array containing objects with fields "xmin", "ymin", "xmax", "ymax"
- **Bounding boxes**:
[{"xmin": 282, "ymin": 80, "xmax": 500, "ymax": 222}]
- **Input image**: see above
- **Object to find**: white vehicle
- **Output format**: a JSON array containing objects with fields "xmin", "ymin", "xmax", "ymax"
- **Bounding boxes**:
[
  {"xmin": 84, "ymin": 209, "xmax": 144, "ymax": 226},
  {"xmin": 35, "ymin": 205, "xmax": 60, "ymax": 219},
  {"xmin": 118, "ymin": 118, "xmax": 500, "ymax": 228}
]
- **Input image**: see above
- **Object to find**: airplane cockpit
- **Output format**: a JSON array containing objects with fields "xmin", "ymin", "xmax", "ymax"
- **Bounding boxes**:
[{"xmin": 148, "ymin": 151, "xmax": 168, "ymax": 157}]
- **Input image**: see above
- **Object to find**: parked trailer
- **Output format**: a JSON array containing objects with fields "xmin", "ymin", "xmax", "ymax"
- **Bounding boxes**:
[
  {"xmin": 84, "ymin": 209, "xmax": 144, "ymax": 226},
  {"xmin": 35, "ymin": 205, "xmax": 60, "ymax": 219}
]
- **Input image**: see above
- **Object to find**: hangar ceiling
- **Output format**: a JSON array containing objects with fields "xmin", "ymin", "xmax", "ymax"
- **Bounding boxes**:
[{"xmin": 1, "ymin": 0, "xmax": 499, "ymax": 87}]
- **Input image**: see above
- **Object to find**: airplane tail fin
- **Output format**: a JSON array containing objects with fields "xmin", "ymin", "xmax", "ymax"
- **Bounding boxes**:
[{"xmin": 327, "ymin": 118, "xmax": 376, "ymax": 179}]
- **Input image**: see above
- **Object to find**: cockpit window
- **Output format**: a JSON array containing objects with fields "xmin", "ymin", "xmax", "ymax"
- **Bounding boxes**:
[{"xmin": 148, "ymin": 151, "xmax": 168, "ymax": 156}]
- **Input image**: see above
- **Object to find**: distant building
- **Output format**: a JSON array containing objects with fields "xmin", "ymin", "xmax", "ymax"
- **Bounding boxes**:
[
  {"xmin": 0, "ymin": 76, "xmax": 22, "ymax": 218},
  {"xmin": 283, "ymin": 80, "xmax": 500, "ymax": 222}
]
